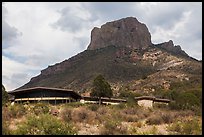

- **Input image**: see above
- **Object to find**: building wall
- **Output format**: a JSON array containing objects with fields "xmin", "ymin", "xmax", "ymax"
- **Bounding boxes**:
[{"xmin": 137, "ymin": 100, "xmax": 153, "ymax": 108}]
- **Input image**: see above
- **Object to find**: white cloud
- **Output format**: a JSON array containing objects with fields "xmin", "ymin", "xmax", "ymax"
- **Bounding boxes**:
[{"xmin": 2, "ymin": 56, "xmax": 40, "ymax": 91}]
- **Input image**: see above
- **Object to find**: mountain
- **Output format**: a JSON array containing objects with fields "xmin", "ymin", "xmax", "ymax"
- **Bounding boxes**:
[{"xmin": 17, "ymin": 17, "xmax": 202, "ymax": 96}]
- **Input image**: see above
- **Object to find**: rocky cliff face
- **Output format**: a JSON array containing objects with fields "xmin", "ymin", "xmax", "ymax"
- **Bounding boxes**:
[{"xmin": 87, "ymin": 17, "xmax": 152, "ymax": 50}]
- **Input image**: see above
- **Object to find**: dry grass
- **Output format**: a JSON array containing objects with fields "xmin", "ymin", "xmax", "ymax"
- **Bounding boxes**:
[
  {"xmin": 71, "ymin": 107, "xmax": 96, "ymax": 124},
  {"xmin": 3, "ymin": 102, "xmax": 201, "ymax": 135},
  {"xmin": 60, "ymin": 107, "xmax": 72, "ymax": 122}
]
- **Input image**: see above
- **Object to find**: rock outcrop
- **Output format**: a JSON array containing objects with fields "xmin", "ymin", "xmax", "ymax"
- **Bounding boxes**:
[
  {"xmin": 87, "ymin": 17, "xmax": 152, "ymax": 50},
  {"xmin": 156, "ymin": 40, "xmax": 189, "ymax": 57}
]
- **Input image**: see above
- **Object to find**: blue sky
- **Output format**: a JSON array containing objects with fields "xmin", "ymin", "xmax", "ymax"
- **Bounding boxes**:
[{"xmin": 2, "ymin": 2, "xmax": 202, "ymax": 91}]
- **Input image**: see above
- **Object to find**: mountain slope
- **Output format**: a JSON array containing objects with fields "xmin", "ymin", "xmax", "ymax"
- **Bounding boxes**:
[{"xmin": 16, "ymin": 17, "xmax": 202, "ymax": 95}]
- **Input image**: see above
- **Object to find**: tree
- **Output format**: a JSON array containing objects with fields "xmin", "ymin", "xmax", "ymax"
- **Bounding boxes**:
[
  {"xmin": 90, "ymin": 75, "xmax": 113, "ymax": 105},
  {"xmin": 2, "ymin": 84, "xmax": 9, "ymax": 106}
]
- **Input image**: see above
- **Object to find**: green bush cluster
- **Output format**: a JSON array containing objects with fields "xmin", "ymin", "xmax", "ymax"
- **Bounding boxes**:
[
  {"xmin": 8, "ymin": 104, "xmax": 26, "ymax": 118},
  {"xmin": 12, "ymin": 114, "xmax": 77, "ymax": 135},
  {"xmin": 2, "ymin": 121, "xmax": 11, "ymax": 135},
  {"xmin": 33, "ymin": 103, "xmax": 49, "ymax": 115},
  {"xmin": 168, "ymin": 118, "xmax": 202, "ymax": 135},
  {"xmin": 100, "ymin": 120, "xmax": 127, "ymax": 135},
  {"xmin": 153, "ymin": 81, "xmax": 201, "ymax": 112},
  {"xmin": 65, "ymin": 102, "xmax": 83, "ymax": 108},
  {"xmin": 168, "ymin": 91, "xmax": 200, "ymax": 111},
  {"xmin": 88, "ymin": 104, "xmax": 99, "ymax": 111},
  {"xmin": 146, "ymin": 112, "xmax": 174, "ymax": 125},
  {"xmin": 2, "ymin": 84, "xmax": 9, "ymax": 106}
]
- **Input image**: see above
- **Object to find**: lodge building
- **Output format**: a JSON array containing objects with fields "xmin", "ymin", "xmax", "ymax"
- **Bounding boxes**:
[
  {"xmin": 8, "ymin": 87, "xmax": 170, "ymax": 107},
  {"xmin": 8, "ymin": 87, "xmax": 82, "ymax": 104}
]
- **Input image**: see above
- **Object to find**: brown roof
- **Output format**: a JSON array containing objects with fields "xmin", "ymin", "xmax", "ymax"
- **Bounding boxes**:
[
  {"xmin": 134, "ymin": 96, "xmax": 156, "ymax": 100},
  {"xmin": 8, "ymin": 87, "xmax": 81, "ymax": 98}
]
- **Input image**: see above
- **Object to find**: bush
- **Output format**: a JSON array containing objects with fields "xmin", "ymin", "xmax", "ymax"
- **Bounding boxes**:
[
  {"xmin": 146, "ymin": 111, "xmax": 174, "ymax": 125},
  {"xmin": 12, "ymin": 114, "xmax": 77, "ymax": 135},
  {"xmin": 115, "ymin": 103, "xmax": 126, "ymax": 109},
  {"xmin": 88, "ymin": 104, "xmax": 99, "ymax": 111},
  {"xmin": 168, "ymin": 90, "xmax": 201, "ymax": 111},
  {"xmin": 100, "ymin": 120, "xmax": 127, "ymax": 135},
  {"xmin": 65, "ymin": 102, "xmax": 83, "ymax": 108},
  {"xmin": 8, "ymin": 104, "xmax": 26, "ymax": 118},
  {"xmin": 2, "ymin": 85, "xmax": 9, "ymax": 106},
  {"xmin": 33, "ymin": 103, "xmax": 49, "ymax": 115},
  {"xmin": 161, "ymin": 113, "xmax": 173, "ymax": 124},
  {"xmin": 121, "ymin": 114, "xmax": 138, "ymax": 122},
  {"xmin": 168, "ymin": 117, "xmax": 202, "ymax": 135},
  {"xmin": 146, "ymin": 115, "xmax": 163, "ymax": 125},
  {"xmin": 122, "ymin": 107, "xmax": 138, "ymax": 115},
  {"xmin": 60, "ymin": 108, "xmax": 72, "ymax": 122},
  {"xmin": 2, "ymin": 121, "xmax": 11, "ymax": 135},
  {"xmin": 72, "ymin": 107, "xmax": 96, "ymax": 124}
]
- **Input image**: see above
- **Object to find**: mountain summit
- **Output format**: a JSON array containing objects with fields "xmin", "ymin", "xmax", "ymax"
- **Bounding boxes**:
[
  {"xmin": 16, "ymin": 17, "xmax": 201, "ymax": 96},
  {"xmin": 87, "ymin": 17, "xmax": 152, "ymax": 50}
]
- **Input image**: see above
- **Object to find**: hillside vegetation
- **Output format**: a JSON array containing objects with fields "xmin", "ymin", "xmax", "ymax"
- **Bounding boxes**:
[{"xmin": 3, "ymin": 80, "xmax": 202, "ymax": 135}]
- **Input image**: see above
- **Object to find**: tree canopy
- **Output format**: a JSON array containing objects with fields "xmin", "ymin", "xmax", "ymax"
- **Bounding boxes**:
[
  {"xmin": 90, "ymin": 75, "xmax": 113, "ymax": 98},
  {"xmin": 2, "ymin": 84, "xmax": 9, "ymax": 106}
]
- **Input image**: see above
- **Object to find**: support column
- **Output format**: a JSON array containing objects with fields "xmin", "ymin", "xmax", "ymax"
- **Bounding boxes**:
[{"xmin": 55, "ymin": 97, "xmax": 56, "ymax": 105}]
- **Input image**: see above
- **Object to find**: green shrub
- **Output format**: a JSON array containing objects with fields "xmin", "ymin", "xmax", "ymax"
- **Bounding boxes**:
[
  {"xmin": 8, "ymin": 104, "xmax": 26, "ymax": 118},
  {"xmin": 146, "ymin": 115, "xmax": 163, "ymax": 125},
  {"xmin": 115, "ymin": 103, "xmax": 126, "ymax": 109},
  {"xmin": 161, "ymin": 113, "xmax": 173, "ymax": 124},
  {"xmin": 12, "ymin": 114, "xmax": 77, "ymax": 135},
  {"xmin": 138, "ymin": 126, "xmax": 158, "ymax": 135},
  {"xmin": 2, "ymin": 121, "xmax": 11, "ymax": 135},
  {"xmin": 168, "ymin": 118, "xmax": 202, "ymax": 135},
  {"xmin": 123, "ymin": 108, "xmax": 136, "ymax": 115},
  {"xmin": 88, "ymin": 104, "xmax": 99, "ymax": 111},
  {"xmin": 65, "ymin": 102, "xmax": 83, "ymax": 108},
  {"xmin": 121, "ymin": 114, "xmax": 138, "ymax": 122},
  {"xmin": 100, "ymin": 120, "xmax": 127, "ymax": 135},
  {"xmin": 33, "ymin": 103, "xmax": 49, "ymax": 115},
  {"xmin": 2, "ymin": 85, "xmax": 9, "ymax": 106},
  {"xmin": 168, "ymin": 90, "xmax": 201, "ymax": 111}
]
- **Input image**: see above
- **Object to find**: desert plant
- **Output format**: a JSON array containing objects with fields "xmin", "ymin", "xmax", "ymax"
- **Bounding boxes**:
[
  {"xmin": 8, "ymin": 104, "xmax": 26, "ymax": 118},
  {"xmin": 100, "ymin": 120, "xmax": 127, "ymax": 135},
  {"xmin": 161, "ymin": 112, "xmax": 174, "ymax": 124},
  {"xmin": 72, "ymin": 107, "xmax": 96, "ymax": 124},
  {"xmin": 60, "ymin": 107, "xmax": 72, "ymax": 122},
  {"xmin": 2, "ymin": 84, "xmax": 9, "ymax": 106},
  {"xmin": 88, "ymin": 104, "xmax": 99, "ymax": 111},
  {"xmin": 146, "ymin": 115, "xmax": 163, "ymax": 125},
  {"xmin": 167, "ymin": 117, "xmax": 202, "ymax": 135},
  {"xmin": 66, "ymin": 102, "xmax": 84, "ymax": 108},
  {"xmin": 33, "ymin": 103, "xmax": 49, "ymax": 115},
  {"xmin": 2, "ymin": 121, "xmax": 11, "ymax": 135},
  {"xmin": 12, "ymin": 114, "xmax": 77, "ymax": 135}
]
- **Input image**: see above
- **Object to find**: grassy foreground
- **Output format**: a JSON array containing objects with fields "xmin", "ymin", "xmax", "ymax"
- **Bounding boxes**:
[{"xmin": 2, "ymin": 101, "xmax": 202, "ymax": 135}]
